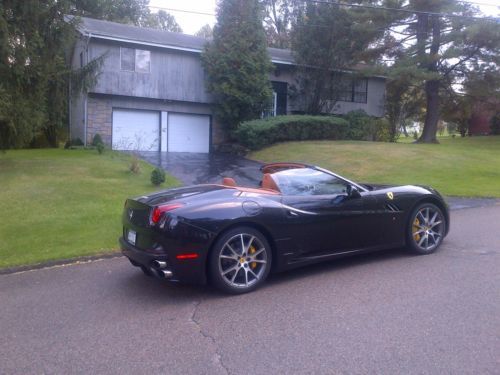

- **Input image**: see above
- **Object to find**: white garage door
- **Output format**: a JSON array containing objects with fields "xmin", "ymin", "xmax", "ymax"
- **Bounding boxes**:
[
  {"xmin": 168, "ymin": 113, "xmax": 210, "ymax": 153},
  {"xmin": 112, "ymin": 109, "xmax": 160, "ymax": 151}
]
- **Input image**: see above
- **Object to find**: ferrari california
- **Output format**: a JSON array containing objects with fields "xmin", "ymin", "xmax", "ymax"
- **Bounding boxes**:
[{"xmin": 120, "ymin": 162, "xmax": 449, "ymax": 294}]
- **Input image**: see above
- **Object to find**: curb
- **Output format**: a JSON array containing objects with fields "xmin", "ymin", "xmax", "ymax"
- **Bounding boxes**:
[{"xmin": 0, "ymin": 252, "xmax": 123, "ymax": 276}]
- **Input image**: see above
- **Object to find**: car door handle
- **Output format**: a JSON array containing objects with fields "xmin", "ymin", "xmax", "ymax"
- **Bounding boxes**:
[{"xmin": 287, "ymin": 210, "xmax": 299, "ymax": 217}]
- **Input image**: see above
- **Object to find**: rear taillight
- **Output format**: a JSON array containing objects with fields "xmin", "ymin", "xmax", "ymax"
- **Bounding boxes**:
[{"xmin": 151, "ymin": 203, "xmax": 184, "ymax": 224}]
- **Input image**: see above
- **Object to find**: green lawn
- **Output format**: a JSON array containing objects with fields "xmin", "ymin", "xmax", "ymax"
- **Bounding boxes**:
[
  {"xmin": 0, "ymin": 149, "xmax": 179, "ymax": 268},
  {"xmin": 250, "ymin": 136, "xmax": 500, "ymax": 198}
]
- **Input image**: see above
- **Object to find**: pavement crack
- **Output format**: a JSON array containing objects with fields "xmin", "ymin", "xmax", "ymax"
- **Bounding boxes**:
[{"xmin": 190, "ymin": 300, "xmax": 230, "ymax": 375}]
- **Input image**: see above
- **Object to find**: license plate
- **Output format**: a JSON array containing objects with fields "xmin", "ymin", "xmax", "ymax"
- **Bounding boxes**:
[{"xmin": 127, "ymin": 229, "xmax": 136, "ymax": 245}]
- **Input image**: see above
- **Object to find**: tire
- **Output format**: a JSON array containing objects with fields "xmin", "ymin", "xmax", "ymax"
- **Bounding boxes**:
[
  {"xmin": 209, "ymin": 226, "xmax": 272, "ymax": 294},
  {"xmin": 407, "ymin": 203, "xmax": 446, "ymax": 254}
]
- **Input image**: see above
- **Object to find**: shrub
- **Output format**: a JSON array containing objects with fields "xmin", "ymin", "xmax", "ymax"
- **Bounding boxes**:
[
  {"xmin": 374, "ymin": 117, "xmax": 393, "ymax": 142},
  {"xmin": 129, "ymin": 155, "xmax": 141, "ymax": 174},
  {"xmin": 342, "ymin": 110, "xmax": 376, "ymax": 140},
  {"xmin": 151, "ymin": 167, "xmax": 166, "ymax": 186},
  {"xmin": 92, "ymin": 133, "xmax": 103, "ymax": 147},
  {"xmin": 96, "ymin": 143, "xmax": 104, "ymax": 154},
  {"xmin": 490, "ymin": 112, "xmax": 500, "ymax": 135},
  {"xmin": 234, "ymin": 115, "xmax": 349, "ymax": 150}
]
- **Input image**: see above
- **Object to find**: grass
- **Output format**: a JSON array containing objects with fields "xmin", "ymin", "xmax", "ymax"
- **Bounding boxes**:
[
  {"xmin": 0, "ymin": 148, "xmax": 179, "ymax": 268},
  {"xmin": 250, "ymin": 136, "xmax": 500, "ymax": 198}
]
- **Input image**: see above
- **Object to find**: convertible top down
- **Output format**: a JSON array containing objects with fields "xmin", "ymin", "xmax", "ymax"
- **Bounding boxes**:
[{"xmin": 120, "ymin": 162, "xmax": 449, "ymax": 294}]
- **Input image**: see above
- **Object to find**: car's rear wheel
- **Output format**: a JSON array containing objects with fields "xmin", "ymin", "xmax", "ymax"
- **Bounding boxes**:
[
  {"xmin": 209, "ymin": 227, "xmax": 272, "ymax": 294},
  {"xmin": 407, "ymin": 203, "xmax": 446, "ymax": 254}
]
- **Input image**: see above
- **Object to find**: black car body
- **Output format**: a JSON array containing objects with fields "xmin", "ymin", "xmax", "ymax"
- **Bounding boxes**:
[{"xmin": 120, "ymin": 162, "xmax": 449, "ymax": 293}]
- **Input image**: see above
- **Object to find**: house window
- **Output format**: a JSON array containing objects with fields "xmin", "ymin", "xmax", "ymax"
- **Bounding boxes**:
[
  {"xmin": 79, "ymin": 52, "xmax": 84, "ymax": 67},
  {"xmin": 338, "ymin": 78, "xmax": 368, "ymax": 103},
  {"xmin": 120, "ymin": 47, "xmax": 151, "ymax": 73}
]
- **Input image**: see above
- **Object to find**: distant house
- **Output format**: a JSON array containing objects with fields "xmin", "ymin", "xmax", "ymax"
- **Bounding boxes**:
[
  {"xmin": 469, "ymin": 99, "xmax": 499, "ymax": 135},
  {"xmin": 69, "ymin": 17, "xmax": 386, "ymax": 153}
]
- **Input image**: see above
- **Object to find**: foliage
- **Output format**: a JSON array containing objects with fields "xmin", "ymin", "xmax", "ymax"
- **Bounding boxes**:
[
  {"xmin": 151, "ymin": 167, "xmax": 166, "ymax": 186},
  {"xmin": 96, "ymin": 143, "xmax": 105, "ymax": 154},
  {"xmin": 0, "ymin": 1, "xmax": 107, "ymax": 149},
  {"xmin": 92, "ymin": 133, "xmax": 103, "ymax": 147},
  {"xmin": 383, "ymin": 1, "xmax": 500, "ymax": 143},
  {"xmin": 491, "ymin": 112, "xmax": 500, "ymax": 135},
  {"xmin": 290, "ymin": 1, "xmax": 395, "ymax": 114},
  {"xmin": 250, "ymin": 136, "xmax": 500, "ymax": 198},
  {"xmin": 342, "ymin": 111, "xmax": 374, "ymax": 141},
  {"xmin": 234, "ymin": 115, "xmax": 349, "ymax": 150},
  {"xmin": 73, "ymin": 0, "xmax": 150, "ymax": 25},
  {"xmin": 262, "ymin": 0, "xmax": 295, "ymax": 48},
  {"xmin": 202, "ymin": 0, "xmax": 273, "ymax": 133},
  {"xmin": 194, "ymin": 24, "xmax": 213, "ymax": 39},
  {"xmin": 129, "ymin": 154, "xmax": 141, "ymax": 174},
  {"xmin": 384, "ymin": 63, "xmax": 426, "ymax": 141},
  {"xmin": 0, "ymin": 148, "xmax": 179, "ymax": 268},
  {"xmin": 139, "ymin": 10, "xmax": 182, "ymax": 32},
  {"xmin": 441, "ymin": 95, "xmax": 472, "ymax": 137}
]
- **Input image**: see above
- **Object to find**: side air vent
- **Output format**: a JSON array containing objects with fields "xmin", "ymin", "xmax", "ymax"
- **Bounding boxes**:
[{"xmin": 385, "ymin": 203, "xmax": 401, "ymax": 212}]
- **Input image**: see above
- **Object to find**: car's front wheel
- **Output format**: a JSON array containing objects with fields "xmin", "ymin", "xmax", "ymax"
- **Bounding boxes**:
[
  {"xmin": 209, "ymin": 227, "xmax": 272, "ymax": 294},
  {"xmin": 407, "ymin": 203, "xmax": 446, "ymax": 254}
]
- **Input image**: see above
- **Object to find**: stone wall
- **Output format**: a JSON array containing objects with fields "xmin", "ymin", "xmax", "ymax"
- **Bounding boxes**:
[{"xmin": 87, "ymin": 97, "xmax": 112, "ymax": 146}]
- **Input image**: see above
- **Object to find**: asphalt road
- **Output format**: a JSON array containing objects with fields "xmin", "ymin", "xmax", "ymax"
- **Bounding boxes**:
[{"xmin": 1, "ymin": 205, "xmax": 499, "ymax": 374}]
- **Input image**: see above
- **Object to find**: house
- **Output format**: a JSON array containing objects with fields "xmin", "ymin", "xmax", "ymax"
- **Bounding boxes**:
[
  {"xmin": 70, "ymin": 17, "xmax": 386, "ymax": 153},
  {"xmin": 469, "ymin": 99, "xmax": 499, "ymax": 135}
]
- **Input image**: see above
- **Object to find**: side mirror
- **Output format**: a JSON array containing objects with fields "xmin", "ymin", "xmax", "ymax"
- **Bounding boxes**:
[{"xmin": 346, "ymin": 185, "xmax": 361, "ymax": 199}]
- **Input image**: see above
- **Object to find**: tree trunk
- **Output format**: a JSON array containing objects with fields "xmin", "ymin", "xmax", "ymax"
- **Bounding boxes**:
[
  {"xmin": 418, "ymin": 79, "xmax": 440, "ymax": 143},
  {"xmin": 417, "ymin": 15, "xmax": 441, "ymax": 144}
]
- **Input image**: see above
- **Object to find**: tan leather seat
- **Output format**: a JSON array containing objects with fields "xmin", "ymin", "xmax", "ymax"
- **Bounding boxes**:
[
  {"xmin": 261, "ymin": 173, "xmax": 280, "ymax": 192},
  {"xmin": 222, "ymin": 177, "xmax": 236, "ymax": 187}
]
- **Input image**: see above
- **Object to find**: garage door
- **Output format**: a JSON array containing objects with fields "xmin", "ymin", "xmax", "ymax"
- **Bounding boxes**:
[
  {"xmin": 112, "ymin": 109, "xmax": 160, "ymax": 151},
  {"xmin": 168, "ymin": 113, "xmax": 210, "ymax": 153}
]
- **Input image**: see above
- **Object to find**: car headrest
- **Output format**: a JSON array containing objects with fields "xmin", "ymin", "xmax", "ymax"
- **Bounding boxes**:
[
  {"xmin": 222, "ymin": 177, "xmax": 236, "ymax": 187},
  {"xmin": 261, "ymin": 173, "xmax": 280, "ymax": 192}
]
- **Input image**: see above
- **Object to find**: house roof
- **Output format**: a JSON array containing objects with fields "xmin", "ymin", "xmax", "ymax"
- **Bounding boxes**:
[{"xmin": 73, "ymin": 16, "xmax": 295, "ymax": 65}]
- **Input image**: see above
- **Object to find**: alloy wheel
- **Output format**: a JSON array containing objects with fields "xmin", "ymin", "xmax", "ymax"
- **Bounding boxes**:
[
  {"xmin": 411, "ymin": 206, "xmax": 444, "ymax": 252},
  {"xmin": 218, "ymin": 233, "xmax": 268, "ymax": 289}
]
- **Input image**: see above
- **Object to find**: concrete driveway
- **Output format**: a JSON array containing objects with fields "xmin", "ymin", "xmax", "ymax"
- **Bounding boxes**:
[
  {"xmin": 138, "ymin": 151, "xmax": 262, "ymax": 187},
  {"xmin": 1, "ymin": 204, "xmax": 499, "ymax": 374}
]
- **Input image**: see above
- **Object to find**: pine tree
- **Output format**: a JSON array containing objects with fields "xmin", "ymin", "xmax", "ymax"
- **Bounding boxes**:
[
  {"xmin": 202, "ymin": 0, "xmax": 273, "ymax": 134},
  {"xmin": 384, "ymin": 1, "xmax": 500, "ymax": 143},
  {"xmin": 290, "ymin": 1, "xmax": 396, "ymax": 114}
]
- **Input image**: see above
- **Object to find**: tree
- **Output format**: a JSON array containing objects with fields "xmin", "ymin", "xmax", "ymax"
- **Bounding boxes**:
[
  {"xmin": 262, "ymin": 0, "xmax": 296, "ymax": 48},
  {"xmin": 0, "ymin": 1, "xmax": 107, "ymax": 149},
  {"xmin": 73, "ymin": 0, "xmax": 149, "ymax": 25},
  {"xmin": 195, "ymin": 24, "xmax": 213, "ymax": 39},
  {"xmin": 385, "ymin": 66, "xmax": 425, "ymax": 141},
  {"xmin": 201, "ymin": 0, "xmax": 273, "ymax": 133},
  {"xmin": 139, "ymin": 10, "xmax": 182, "ymax": 32},
  {"xmin": 386, "ymin": 1, "xmax": 500, "ymax": 143},
  {"xmin": 441, "ymin": 94, "xmax": 472, "ymax": 137},
  {"xmin": 290, "ymin": 1, "xmax": 395, "ymax": 114}
]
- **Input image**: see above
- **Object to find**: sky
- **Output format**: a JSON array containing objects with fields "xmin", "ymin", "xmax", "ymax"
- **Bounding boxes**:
[{"xmin": 148, "ymin": 0, "xmax": 500, "ymax": 35}]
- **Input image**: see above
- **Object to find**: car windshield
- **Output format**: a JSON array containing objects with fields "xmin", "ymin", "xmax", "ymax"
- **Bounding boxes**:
[{"xmin": 272, "ymin": 168, "xmax": 348, "ymax": 196}]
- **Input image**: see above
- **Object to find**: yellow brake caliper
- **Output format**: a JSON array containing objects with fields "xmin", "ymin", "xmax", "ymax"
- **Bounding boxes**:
[
  {"xmin": 413, "ymin": 218, "xmax": 421, "ymax": 242},
  {"xmin": 249, "ymin": 246, "xmax": 257, "ymax": 269}
]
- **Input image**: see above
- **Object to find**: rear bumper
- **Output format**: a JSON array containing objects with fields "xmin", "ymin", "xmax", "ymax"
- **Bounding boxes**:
[{"xmin": 119, "ymin": 237, "xmax": 207, "ymax": 284}]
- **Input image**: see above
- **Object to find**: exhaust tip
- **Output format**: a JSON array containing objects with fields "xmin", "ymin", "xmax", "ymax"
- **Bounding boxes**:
[{"xmin": 152, "ymin": 260, "xmax": 167, "ymax": 269}]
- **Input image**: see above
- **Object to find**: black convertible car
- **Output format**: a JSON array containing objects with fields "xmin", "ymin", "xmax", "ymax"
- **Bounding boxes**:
[{"xmin": 120, "ymin": 162, "xmax": 449, "ymax": 294}]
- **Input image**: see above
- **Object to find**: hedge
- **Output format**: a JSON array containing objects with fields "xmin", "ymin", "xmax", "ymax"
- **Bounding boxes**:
[{"xmin": 234, "ymin": 115, "xmax": 350, "ymax": 150}]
